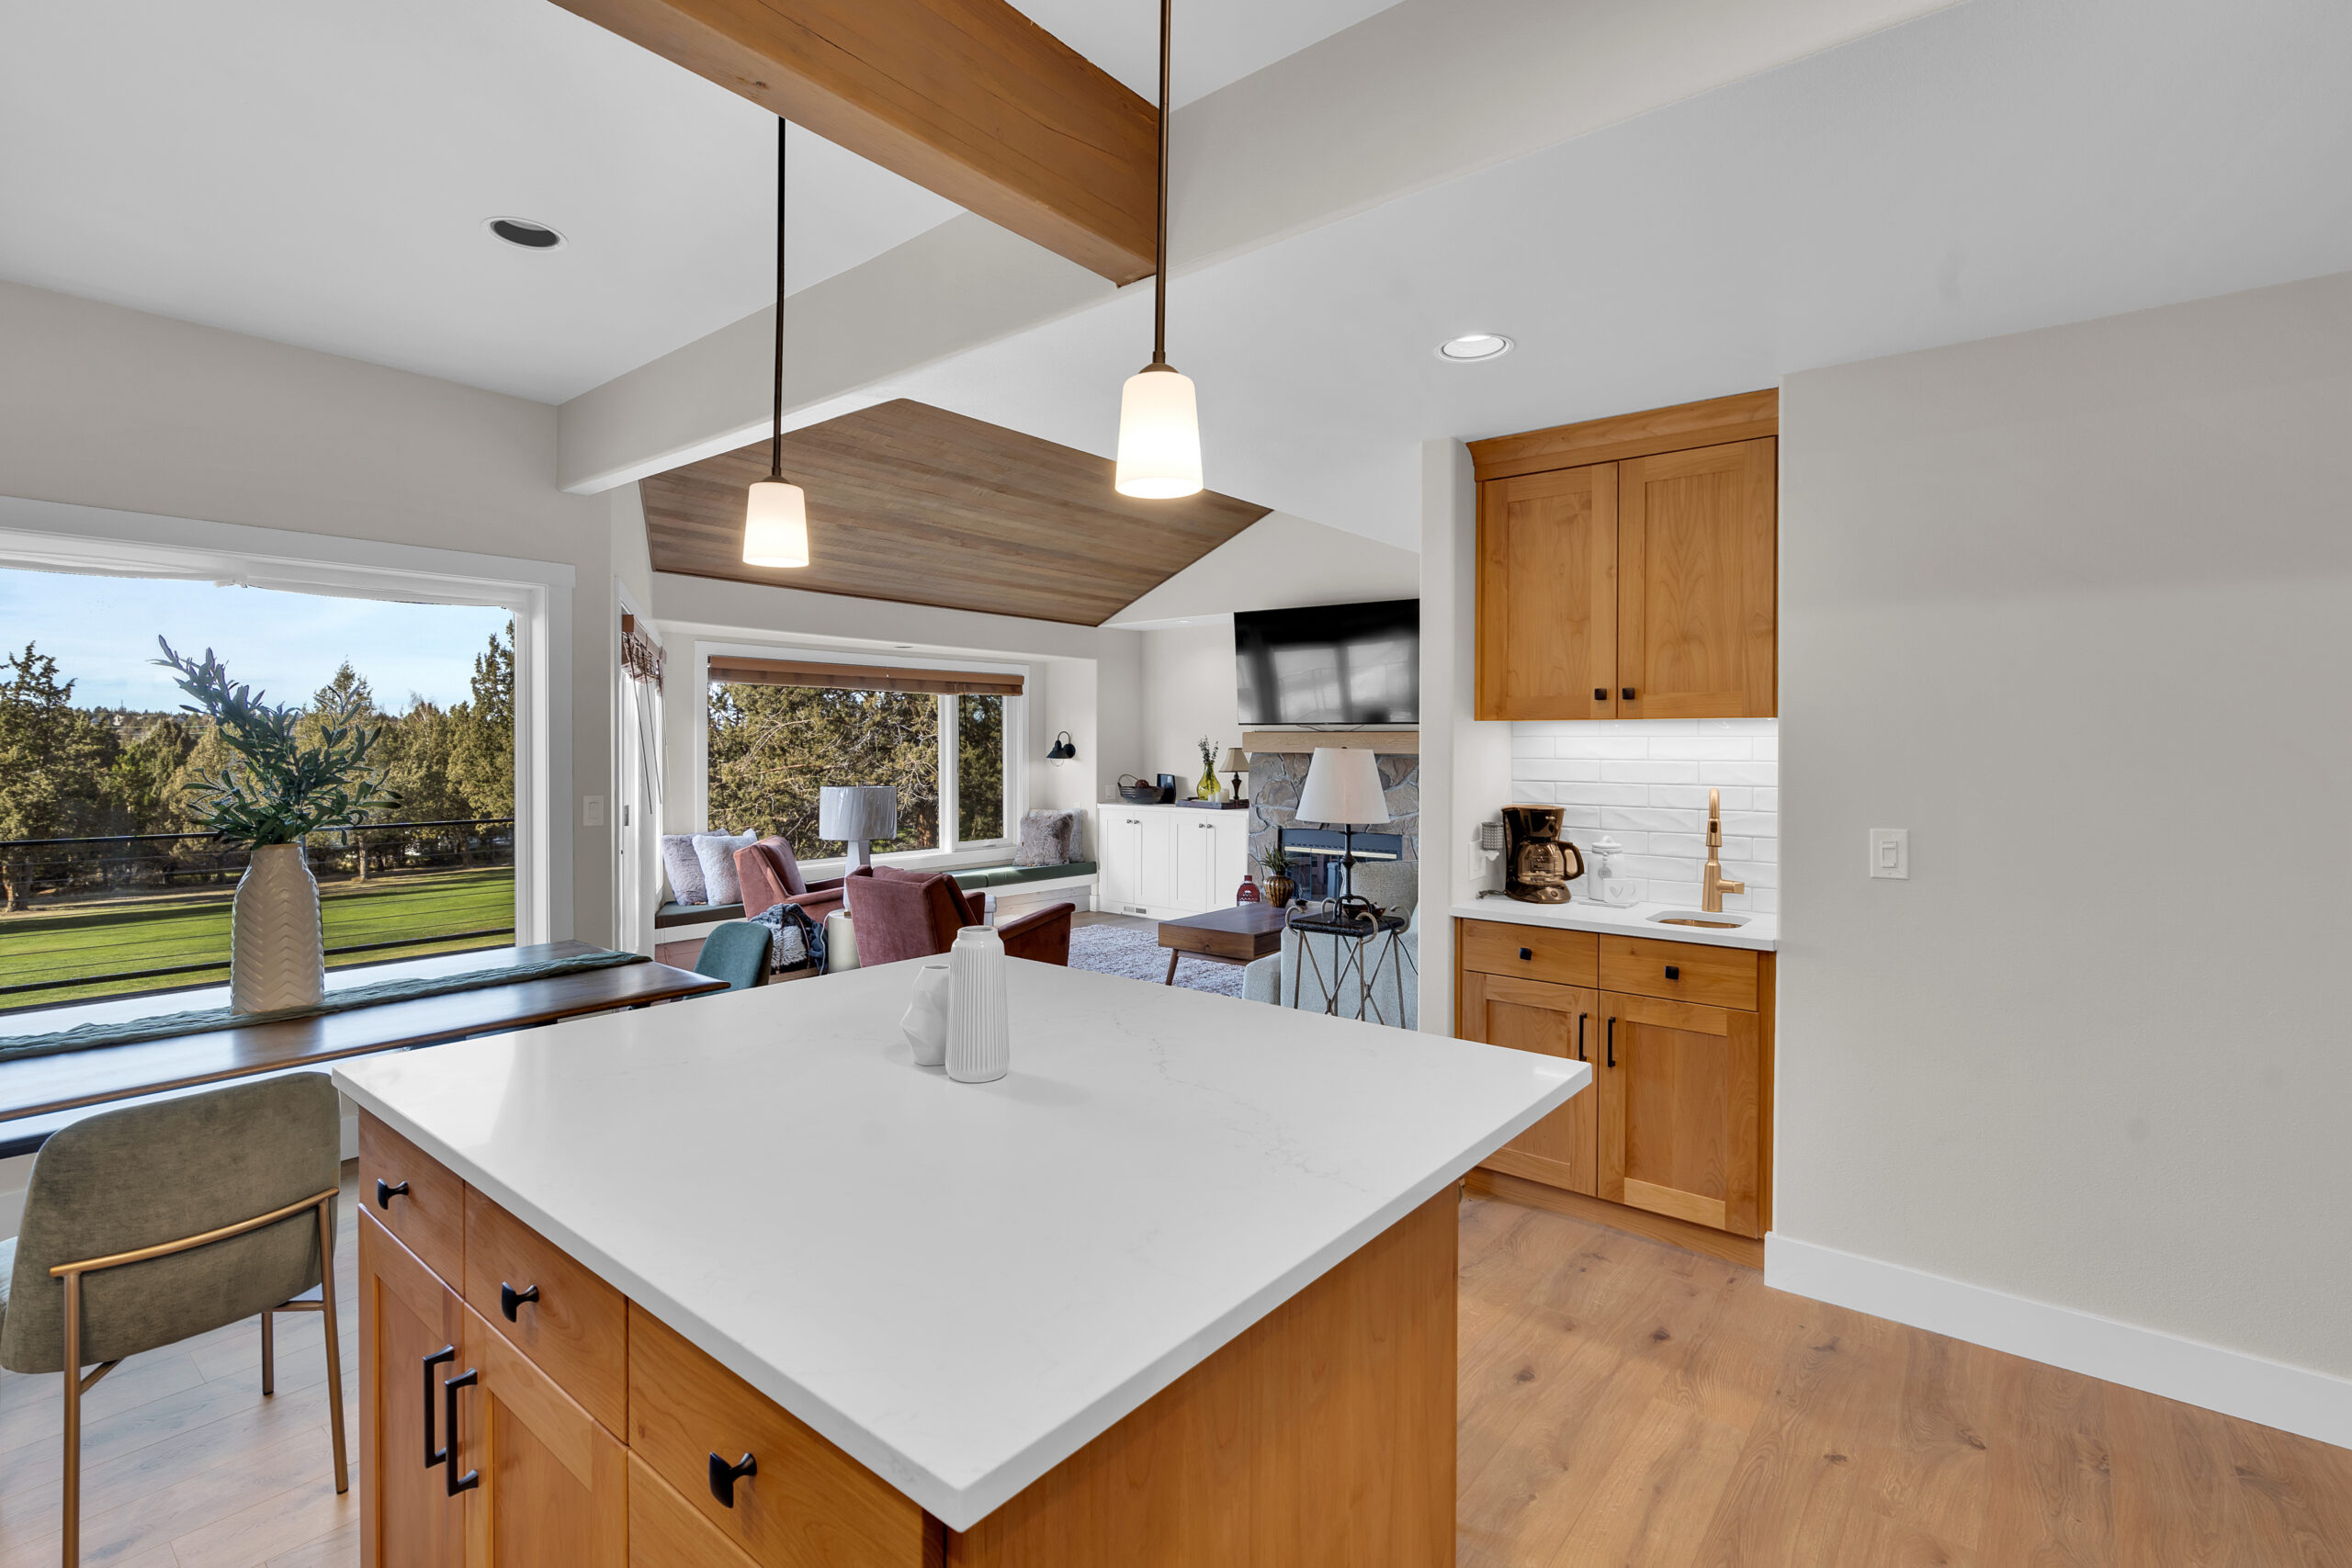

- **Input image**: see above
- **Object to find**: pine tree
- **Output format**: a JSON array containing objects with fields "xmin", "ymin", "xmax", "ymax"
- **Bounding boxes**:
[{"xmin": 0, "ymin": 643, "xmax": 120, "ymax": 908}]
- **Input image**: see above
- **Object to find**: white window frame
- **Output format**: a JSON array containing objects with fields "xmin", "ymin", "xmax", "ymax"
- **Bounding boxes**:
[
  {"xmin": 0, "ymin": 495, "xmax": 573, "ymax": 943},
  {"xmin": 695, "ymin": 640, "xmax": 1028, "ymax": 878}
]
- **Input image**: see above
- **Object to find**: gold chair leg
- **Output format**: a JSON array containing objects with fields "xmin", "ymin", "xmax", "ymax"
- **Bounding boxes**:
[
  {"xmin": 314, "ymin": 1199, "xmax": 349, "ymax": 1495},
  {"xmin": 260, "ymin": 1307, "xmax": 275, "ymax": 1395},
  {"xmin": 62, "ymin": 1271, "xmax": 80, "ymax": 1568}
]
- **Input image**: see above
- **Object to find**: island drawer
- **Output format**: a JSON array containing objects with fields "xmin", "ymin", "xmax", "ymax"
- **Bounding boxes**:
[
  {"xmin": 357, "ymin": 1113, "xmax": 464, "ymax": 1285},
  {"xmin": 627, "ymin": 1303, "xmax": 929, "ymax": 1568},
  {"xmin": 1459, "ymin": 919, "xmax": 1599, "ymax": 987},
  {"xmin": 465, "ymin": 1187, "xmax": 629, "ymax": 1435},
  {"xmin": 1599, "ymin": 935, "xmax": 1758, "ymax": 1011},
  {"xmin": 629, "ymin": 1452, "xmax": 761, "ymax": 1568}
]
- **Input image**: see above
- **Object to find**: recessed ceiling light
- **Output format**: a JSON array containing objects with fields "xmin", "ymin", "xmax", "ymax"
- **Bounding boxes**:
[
  {"xmin": 486, "ymin": 217, "xmax": 565, "ymax": 251},
  {"xmin": 1436, "ymin": 333, "xmax": 1513, "ymax": 362}
]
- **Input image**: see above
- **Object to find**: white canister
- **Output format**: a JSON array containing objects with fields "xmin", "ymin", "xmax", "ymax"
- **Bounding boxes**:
[
  {"xmin": 901, "ymin": 964, "xmax": 951, "ymax": 1067},
  {"xmin": 946, "ymin": 924, "xmax": 1010, "ymax": 1083}
]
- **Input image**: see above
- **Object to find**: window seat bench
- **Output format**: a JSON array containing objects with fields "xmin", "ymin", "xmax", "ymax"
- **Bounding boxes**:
[{"xmin": 656, "ymin": 861, "xmax": 1098, "ymax": 929}]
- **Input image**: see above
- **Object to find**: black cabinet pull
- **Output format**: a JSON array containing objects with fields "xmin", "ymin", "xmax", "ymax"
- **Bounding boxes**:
[
  {"xmin": 443, "ymin": 1369, "xmax": 481, "ymax": 1495},
  {"xmin": 1622, "ymin": 687, "xmax": 1634, "ymax": 701},
  {"xmin": 1607, "ymin": 1016, "xmax": 1616, "ymax": 1069},
  {"xmin": 1664, "ymin": 964, "xmax": 1679, "ymax": 980},
  {"xmin": 709, "ymin": 1450, "xmax": 758, "ymax": 1507},
  {"xmin": 1577, "ymin": 1013, "xmax": 1587, "ymax": 1062},
  {"xmin": 423, "ymin": 1345, "xmax": 456, "ymax": 1469},
  {"xmin": 376, "ymin": 1179, "xmax": 409, "ymax": 1210},
  {"xmin": 1593, "ymin": 687, "xmax": 1607, "ymax": 701},
  {"xmin": 500, "ymin": 1282, "xmax": 540, "ymax": 1322},
  {"xmin": 1519, "ymin": 947, "xmax": 1532, "ymax": 961}
]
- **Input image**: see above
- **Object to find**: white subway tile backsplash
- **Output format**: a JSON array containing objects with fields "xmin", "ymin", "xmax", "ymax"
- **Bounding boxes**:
[{"xmin": 1510, "ymin": 718, "xmax": 1781, "ymax": 912}]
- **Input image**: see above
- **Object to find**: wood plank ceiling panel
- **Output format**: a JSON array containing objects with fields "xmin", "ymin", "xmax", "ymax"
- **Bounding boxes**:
[{"xmin": 639, "ymin": 400, "xmax": 1272, "ymax": 626}]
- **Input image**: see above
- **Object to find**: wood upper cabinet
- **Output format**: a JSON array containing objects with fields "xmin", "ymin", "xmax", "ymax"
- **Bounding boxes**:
[
  {"xmin": 1598, "ymin": 991, "xmax": 1762, "ymax": 1238},
  {"xmin": 360, "ymin": 1213, "xmax": 468, "ymax": 1568},
  {"xmin": 1617, "ymin": 438, "xmax": 1777, "ymax": 719},
  {"xmin": 1476, "ymin": 463, "xmax": 1617, "ymax": 719},
  {"xmin": 1458, "ymin": 971, "xmax": 1598, "ymax": 1196},
  {"xmin": 455, "ymin": 1301, "xmax": 628, "ymax": 1568},
  {"xmin": 1472, "ymin": 392, "xmax": 1777, "ymax": 722}
]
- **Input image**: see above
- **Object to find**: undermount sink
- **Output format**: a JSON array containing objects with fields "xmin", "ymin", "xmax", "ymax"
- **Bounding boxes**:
[{"xmin": 1647, "ymin": 908, "xmax": 1751, "ymax": 930}]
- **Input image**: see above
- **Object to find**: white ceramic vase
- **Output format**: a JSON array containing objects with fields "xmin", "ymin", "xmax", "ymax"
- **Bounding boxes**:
[
  {"xmin": 945, "ymin": 924, "xmax": 1010, "ymax": 1083},
  {"xmin": 232, "ymin": 841, "xmax": 326, "ymax": 1014},
  {"xmin": 901, "ymin": 963, "xmax": 951, "ymax": 1067}
]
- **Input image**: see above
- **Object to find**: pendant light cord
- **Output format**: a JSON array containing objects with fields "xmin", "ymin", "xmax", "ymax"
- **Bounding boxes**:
[
  {"xmin": 1150, "ymin": 0, "xmax": 1171, "ymax": 368},
  {"xmin": 771, "ymin": 116, "xmax": 787, "ymax": 480}
]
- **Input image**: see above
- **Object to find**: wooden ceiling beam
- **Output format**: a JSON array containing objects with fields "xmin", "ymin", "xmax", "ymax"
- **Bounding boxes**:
[{"xmin": 548, "ymin": 0, "xmax": 1159, "ymax": 285}]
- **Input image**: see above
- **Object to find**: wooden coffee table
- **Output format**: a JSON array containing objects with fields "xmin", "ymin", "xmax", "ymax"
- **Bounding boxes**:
[{"xmin": 1157, "ymin": 903, "xmax": 1291, "ymax": 985}]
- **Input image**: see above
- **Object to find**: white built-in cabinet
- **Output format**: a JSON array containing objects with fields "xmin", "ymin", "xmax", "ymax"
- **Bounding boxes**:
[{"xmin": 1095, "ymin": 804, "xmax": 1249, "ymax": 919}]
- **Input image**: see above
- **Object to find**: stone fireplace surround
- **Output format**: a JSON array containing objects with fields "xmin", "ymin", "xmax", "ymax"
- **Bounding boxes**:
[{"xmin": 1247, "ymin": 748, "xmax": 1419, "ymax": 889}]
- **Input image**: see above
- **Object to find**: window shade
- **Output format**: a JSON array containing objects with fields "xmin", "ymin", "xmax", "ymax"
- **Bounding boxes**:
[{"xmin": 707, "ymin": 657, "xmax": 1024, "ymax": 698}]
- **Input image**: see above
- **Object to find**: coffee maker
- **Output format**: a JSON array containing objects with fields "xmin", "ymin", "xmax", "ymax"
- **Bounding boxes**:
[{"xmin": 1502, "ymin": 805, "xmax": 1585, "ymax": 904}]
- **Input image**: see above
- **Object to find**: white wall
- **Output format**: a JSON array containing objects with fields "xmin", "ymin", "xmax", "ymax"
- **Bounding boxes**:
[
  {"xmin": 1137, "ymin": 625, "xmax": 1240, "ymax": 794},
  {"xmin": 1776, "ymin": 270, "xmax": 2352, "ymax": 1436},
  {"xmin": 1106, "ymin": 513, "xmax": 1419, "ymax": 627},
  {"xmin": 0, "ymin": 280, "xmax": 620, "ymax": 943}
]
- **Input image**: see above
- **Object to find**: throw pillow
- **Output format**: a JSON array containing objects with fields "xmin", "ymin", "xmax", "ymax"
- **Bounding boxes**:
[
  {"xmin": 695, "ymin": 829, "xmax": 757, "ymax": 908},
  {"xmin": 1014, "ymin": 809, "xmax": 1078, "ymax": 867},
  {"xmin": 660, "ymin": 834, "xmax": 707, "ymax": 907}
]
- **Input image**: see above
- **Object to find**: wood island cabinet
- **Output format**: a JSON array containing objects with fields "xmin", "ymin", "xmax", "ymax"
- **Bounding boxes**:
[
  {"xmin": 1456, "ymin": 919, "xmax": 1774, "ymax": 1244},
  {"xmin": 1469, "ymin": 390, "xmax": 1778, "ymax": 722}
]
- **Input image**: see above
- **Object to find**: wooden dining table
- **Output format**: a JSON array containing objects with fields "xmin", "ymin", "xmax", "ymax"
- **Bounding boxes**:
[{"xmin": 0, "ymin": 942, "xmax": 726, "ymax": 1156}]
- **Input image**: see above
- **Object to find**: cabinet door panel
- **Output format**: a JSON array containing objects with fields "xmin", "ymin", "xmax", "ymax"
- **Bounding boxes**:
[
  {"xmin": 1174, "ymin": 819, "xmax": 1221, "ymax": 911},
  {"xmin": 1137, "ymin": 813, "xmax": 1178, "ymax": 908},
  {"xmin": 1598, "ymin": 993, "xmax": 1761, "ymax": 1236},
  {"xmin": 459, "ymin": 1303, "xmax": 627, "ymax": 1568},
  {"xmin": 1460, "ymin": 972, "xmax": 1598, "ymax": 1195},
  {"xmin": 360, "ymin": 1214, "xmax": 467, "ymax": 1568},
  {"xmin": 1476, "ymin": 464, "xmax": 1618, "ymax": 719},
  {"xmin": 1098, "ymin": 813, "xmax": 1141, "ymax": 909},
  {"xmin": 1618, "ymin": 438, "xmax": 1775, "ymax": 719}
]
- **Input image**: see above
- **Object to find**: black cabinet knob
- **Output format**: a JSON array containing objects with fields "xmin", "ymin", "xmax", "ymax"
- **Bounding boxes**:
[
  {"xmin": 709, "ymin": 1450, "xmax": 758, "ymax": 1507},
  {"xmin": 1519, "ymin": 947, "xmax": 1532, "ymax": 961},
  {"xmin": 375, "ymin": 1179, "xmax": 409, "ymax": 1211},
  {"xmin": 1593, "ymin": 687, "xmax": 1607, "ymax": 701},
  {"xmin": 500, "ymin": 1282, "xmax": 540, "ymax": 1322},
  {"xmin": 1665, "ymin": 964, "xmax": 1679, "ymax": 980},
  {"xmin": 1622, "ymin": 687, "xmax": 1635, "ymax": 701}
]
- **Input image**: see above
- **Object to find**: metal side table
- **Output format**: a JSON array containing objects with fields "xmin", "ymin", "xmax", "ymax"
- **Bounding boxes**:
[{"xmin": 1284, "ymin": 908, "xmax": 1417, "ymax": 1027}]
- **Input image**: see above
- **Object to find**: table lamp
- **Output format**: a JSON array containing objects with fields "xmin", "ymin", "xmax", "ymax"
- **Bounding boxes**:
[
  {"xmin": 820, "ymin": 785, "xmax": 898, "ymax": 871},
  {"xmin": 1293, "ymin": 748, "xmax": 1390, "ymax": 907},
  {"xmin": 1222, "ymin": 747, "xmax": 1249, "ymax": 805}
]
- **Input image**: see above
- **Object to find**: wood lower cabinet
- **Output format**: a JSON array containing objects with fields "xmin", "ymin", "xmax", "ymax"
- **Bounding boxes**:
[
  {"xmin": 360, "ymin": 1214, "xmax": 467, "ymax": 1568},
  {"xmin": 457, "ymin": 1301, "xmax": 628, "ymax": 1568},
  {"xmin": 1457, "ymin": 919, "xmax": 1773, "ymax": 1241}
]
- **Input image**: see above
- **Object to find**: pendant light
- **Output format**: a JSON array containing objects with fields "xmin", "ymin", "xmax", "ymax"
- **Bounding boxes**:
[
  {"xmin": 1113, "ymin": 0, "xmax": 1203, "ymax": 500},
  {"xmin": 743, "ymin": 116, "xmax": 811, "ymax": 567}
]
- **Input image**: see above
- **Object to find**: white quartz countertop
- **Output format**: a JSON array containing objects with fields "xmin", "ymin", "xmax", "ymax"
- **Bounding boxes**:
[
  {"xmin": 333, "ymin": 960, "xmax": 1583, "ymax": 1530},
  {"xmin": 1450, "ymin": 895, "xmax": 1780, "ymax": 952}
]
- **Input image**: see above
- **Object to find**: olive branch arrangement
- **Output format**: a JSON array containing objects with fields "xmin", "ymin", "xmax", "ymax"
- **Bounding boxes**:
[{"xmin": 155, "ymin": 637, "xmax": 397, "ymax": 848}]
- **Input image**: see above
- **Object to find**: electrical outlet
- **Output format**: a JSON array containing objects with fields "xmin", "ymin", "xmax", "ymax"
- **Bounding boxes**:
[
  {"xmin": 1869, "ymin": 828, "xmax": 1909, "ymax": 879},
  {"xmin": 582, "ymin": 795, "xmax": 605, "ymax": 829}
]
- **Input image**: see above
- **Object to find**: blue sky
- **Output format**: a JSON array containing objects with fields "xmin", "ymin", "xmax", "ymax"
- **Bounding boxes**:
[{"xmin": 0, "ymin": 568, "xmax": 512, "ymax": 713}]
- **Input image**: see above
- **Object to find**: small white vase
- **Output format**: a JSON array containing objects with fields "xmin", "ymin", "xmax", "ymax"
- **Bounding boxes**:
[
  {"xmin": 232, "ymin": 841, "xmax": 325, "ymax": 1014},
  {"xmin": 901, "ymin": 964, "xmax": 951, "ymax": 1067},
  {"xmin": 945, "ymin": 925, "xmax": 1010, "ymax": 1084}
]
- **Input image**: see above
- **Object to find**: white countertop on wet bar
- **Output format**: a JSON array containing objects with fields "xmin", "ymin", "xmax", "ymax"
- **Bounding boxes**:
[
  {"xmin": 333, "ymin": 960, "xmax": 1583, "ymax": 1531},
  {"xmin": 1451, "ymin": 895, "xmax": 1780, "ymax": 952}
]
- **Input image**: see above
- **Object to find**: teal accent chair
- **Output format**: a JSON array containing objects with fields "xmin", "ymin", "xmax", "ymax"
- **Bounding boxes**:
[
  {"xmin": 694, "ymin": 920, "xmax": 772, "ymax": 990},
  {"xmin": 0, "ymin": 1073, "xmax": 347, "ymax": 1565}
]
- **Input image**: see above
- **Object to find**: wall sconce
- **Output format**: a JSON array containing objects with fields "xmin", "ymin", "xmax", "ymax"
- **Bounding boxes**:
[{"xmin": 1046, "ymin": 730, "xmax": 1078, "ymax": 765}]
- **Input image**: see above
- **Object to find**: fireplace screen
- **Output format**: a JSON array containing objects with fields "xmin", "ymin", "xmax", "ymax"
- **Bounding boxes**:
[{"xmin": 1278, "ymin": 828, "xmax": 1404, "ymax": 903}]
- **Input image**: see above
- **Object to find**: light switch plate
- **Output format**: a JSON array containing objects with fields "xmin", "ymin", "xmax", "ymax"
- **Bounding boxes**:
[
  {"xmin": 582, "ymin": 795, "xmax": 606, "ymax": 828},
  {"xmin": 1869, "ymin": 828, "xmax": 1909, "ymax": 879}
]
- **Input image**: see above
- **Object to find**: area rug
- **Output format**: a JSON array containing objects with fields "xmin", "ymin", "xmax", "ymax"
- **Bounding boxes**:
[{"xmin": 1067, "ymin": 922, "xmax": 1249, "ymax": 998}]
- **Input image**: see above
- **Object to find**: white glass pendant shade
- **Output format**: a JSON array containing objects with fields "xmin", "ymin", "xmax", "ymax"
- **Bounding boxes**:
[
  {"xmin": 742, "ymin": 478, "xmax": 809, "ymax": 567},
  {"xmin": 1114, "ymin": 367, "xmax": 1203, "ymax": 499}
]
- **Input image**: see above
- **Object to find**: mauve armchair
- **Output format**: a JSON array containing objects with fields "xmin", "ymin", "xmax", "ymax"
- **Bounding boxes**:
[
  {"xmin": 734, "ymin": 836, "xmax": 847, "ymax": 922},
  {"xmin": 842, "ymin": 866, "xmax": 1073, "ymax": 967}
]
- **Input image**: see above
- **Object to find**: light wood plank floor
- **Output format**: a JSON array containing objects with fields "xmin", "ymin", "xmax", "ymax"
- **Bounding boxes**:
[{"xmin": 6, "ymin": 1169, "xmax": 2347, "ymax": 1566}]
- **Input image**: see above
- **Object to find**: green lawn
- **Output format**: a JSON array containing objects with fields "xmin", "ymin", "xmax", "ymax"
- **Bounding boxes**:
[{"xmin": 0, "ymin": 866, "xmax": 517, "ymax": 1007}]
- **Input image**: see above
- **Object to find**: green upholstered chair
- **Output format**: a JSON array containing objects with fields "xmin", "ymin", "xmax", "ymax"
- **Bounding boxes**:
[
  {"xmin": 693, "ymin": 919, "xmax": 772, "ymax": 991},
  {"xmin": 0, "ymin": 1071, "xmax": 347, "ymax": 1565}
]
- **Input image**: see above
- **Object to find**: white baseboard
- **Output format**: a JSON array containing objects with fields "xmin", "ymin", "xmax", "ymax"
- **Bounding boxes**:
[{"xmin": 1767, "ymin": 1233, "xmax": 2352, "ymax": 1451}]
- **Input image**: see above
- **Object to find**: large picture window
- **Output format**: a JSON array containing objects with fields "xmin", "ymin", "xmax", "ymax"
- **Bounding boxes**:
[{"xmin": 706, "ymin": 658, "xmax": 1019, "ymax": 861}]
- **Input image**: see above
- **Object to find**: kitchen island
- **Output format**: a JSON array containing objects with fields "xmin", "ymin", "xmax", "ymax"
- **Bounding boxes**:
[{"xmin": 334, "ymin": 957, "xmax": 1585, "ymax": 1566}]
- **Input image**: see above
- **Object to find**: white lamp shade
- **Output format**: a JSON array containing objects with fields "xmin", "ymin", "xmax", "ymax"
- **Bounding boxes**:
[
  {"xmin": 1114, "ymin": 367, "xmax": 1203, "ymax": 499},
  {"xmin": 819, "ymin": 784, "xmax": 898, "ymax": 842},
  {"xmin": 1294, "ymin": 747, "xmax": 1390, "ymax": 827},
  {"xmin": 742, "ymin": 479, "xmax": 810, "ymax": 567}
]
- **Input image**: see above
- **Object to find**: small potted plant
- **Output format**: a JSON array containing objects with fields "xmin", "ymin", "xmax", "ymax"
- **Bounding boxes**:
[
  {"xmin": 158, "ymin": 638, "xmax": 396, "ymax": 1013},
  {"xmin": 1256, "ymin": 843, "xmax": 1296, "ymax": 908}
]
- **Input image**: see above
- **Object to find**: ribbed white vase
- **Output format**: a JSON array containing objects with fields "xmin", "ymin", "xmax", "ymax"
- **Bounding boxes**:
[
  {"xmin": 232, "ymin": 842, "xmax": 325, "ymax": 1014},
  {"xmin": 945, "ymin": 925, "xmax": 1009, "ymax": 1084}
]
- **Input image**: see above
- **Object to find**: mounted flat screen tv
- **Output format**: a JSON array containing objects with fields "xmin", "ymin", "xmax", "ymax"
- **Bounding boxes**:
[{"xmin": 1234, "ymin": 598, "xmax": 1419, "ymax": 727}]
